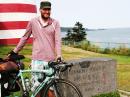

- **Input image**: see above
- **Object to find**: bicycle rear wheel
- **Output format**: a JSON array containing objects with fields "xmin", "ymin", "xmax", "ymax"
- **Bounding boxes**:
[{"xmin": 43, "ymin": 79, "xmax": 83, "ymax": 97}]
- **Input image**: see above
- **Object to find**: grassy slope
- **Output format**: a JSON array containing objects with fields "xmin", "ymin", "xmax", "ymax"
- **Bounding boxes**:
[{"xmin": 0, "ymin": 45, "xmax": 130, "ymax": 91}]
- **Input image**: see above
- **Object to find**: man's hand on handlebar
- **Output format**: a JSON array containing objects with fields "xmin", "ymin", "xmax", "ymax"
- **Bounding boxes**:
[
  {"xmin": 8, "ymin": 50, "xmax": 18, "ymax": 57},
  {"xmin": 48, "ymin": 61, "xmax": 73, "ymax": 72},
  {"xmin": 56, "ymin": 57, "xmax": 64, "ymax": 64},
  {"xmin": 6, "ymin": 51, "xmax": 24, "ymax": 61},
  {"xmin": 5, "ymin": 50, "xmax": 17, "ymax": 60}
]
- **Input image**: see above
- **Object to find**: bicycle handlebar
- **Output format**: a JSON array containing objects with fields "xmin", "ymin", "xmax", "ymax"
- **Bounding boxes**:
[
  {"xmin": 6, "ymin": 54, "xmax": 73, "ymax": 77},
  {"xmin": 48, "ymin": 61, "xmax": 73, "ymax": 73}
]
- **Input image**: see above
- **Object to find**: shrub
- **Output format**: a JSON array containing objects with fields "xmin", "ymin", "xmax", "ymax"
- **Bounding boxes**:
[
  {"xmin": 87, "ymin": 44, "xmax": 100, "ymax": 53},
  {"xmin": 62, "ymin": 40, "xmax": 130, "ymax": 56},
  {"xmin": 92, "ymin": 91, "xmax": 120, "ymax": 97},
  {"xmin": 80, "ymin": 40, "xmax": 90, "ymax": 50},
  {"xmin": 102, "ymin": 48, "xmax": 111, "ymax": 54}
]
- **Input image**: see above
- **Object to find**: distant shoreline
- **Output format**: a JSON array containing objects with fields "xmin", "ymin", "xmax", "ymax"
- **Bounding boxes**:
[
  {"xmin": 61, "ymin": 27, "xmax": 130, "ymax": 32},
  {"xmin": 61, "ymin": 27, "xmax": 106, "ymax": 32}
]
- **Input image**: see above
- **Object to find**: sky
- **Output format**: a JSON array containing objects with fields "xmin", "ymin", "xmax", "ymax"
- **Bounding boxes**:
[{"xmin": 36, "ymin": 0, "xmax": 130, "ymax": 29}]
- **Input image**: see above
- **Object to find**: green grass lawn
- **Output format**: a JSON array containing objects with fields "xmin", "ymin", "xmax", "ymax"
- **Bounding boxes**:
[
  {"xmin": 102, "ymin": 55, "xmax": 130, "ymax": 91},
  {"xmin": 0, "ymin": 45, "xmax": 130, "ymax": 92}
]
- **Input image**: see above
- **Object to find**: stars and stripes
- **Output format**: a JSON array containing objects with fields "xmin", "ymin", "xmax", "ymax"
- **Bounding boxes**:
[{"xmin": 0, "ymin": 0, "xmax": 37, "ymax": 45}]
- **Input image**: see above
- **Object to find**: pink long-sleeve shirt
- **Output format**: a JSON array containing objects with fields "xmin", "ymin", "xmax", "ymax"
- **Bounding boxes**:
[{"xmin": 14, "ymin": 17, "xmax": 61, "ymax": 61}]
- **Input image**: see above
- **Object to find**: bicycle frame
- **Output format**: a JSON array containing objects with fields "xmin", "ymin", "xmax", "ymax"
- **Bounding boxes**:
[{"xmin": 17, "ymin": 67, "xmax": 54, "ymax": 97}]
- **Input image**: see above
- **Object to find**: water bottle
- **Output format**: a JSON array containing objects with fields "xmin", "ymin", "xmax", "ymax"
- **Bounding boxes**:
[{"xmin": 24, "ymin": 77, "xmax": 31, "ymax": 92}]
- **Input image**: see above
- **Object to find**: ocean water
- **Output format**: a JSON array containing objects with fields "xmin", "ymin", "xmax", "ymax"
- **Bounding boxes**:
[{"xmin": 61, "ymin": 28, "xmax": 130, "ymax": 48}]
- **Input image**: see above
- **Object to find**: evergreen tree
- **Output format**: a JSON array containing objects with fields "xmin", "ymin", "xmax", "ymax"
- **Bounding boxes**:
[
  {"xmin": 64, "ymin": 22, "xmax": 87, "ymax": 42},
  {"xmin": 66, "ymin": 29, "xmax": 72, "ymax": 41}
]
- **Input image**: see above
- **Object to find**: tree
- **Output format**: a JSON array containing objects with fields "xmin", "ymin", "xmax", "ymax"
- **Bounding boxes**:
[
  {"xmin": 64, "ymin": 22, "xmax": 87, "ymax": 42},
  {"xmin": 66, "ymin": 29, "xmax": 72, "ymax": 41}
]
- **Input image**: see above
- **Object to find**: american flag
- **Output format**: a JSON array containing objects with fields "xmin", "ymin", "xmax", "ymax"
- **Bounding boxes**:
[{"xmin": 0, "ymin": 0, "xmax": 37, "ymax": 45}]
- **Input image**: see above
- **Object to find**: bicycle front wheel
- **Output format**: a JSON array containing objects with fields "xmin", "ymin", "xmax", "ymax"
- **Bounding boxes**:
[
  {"xmin": 9, "ymin": 80, "xmax": 24, "ymax": 97},
  {"xmin": 43, "ymin": 79, "xmax": 83, "ymax": 97}
]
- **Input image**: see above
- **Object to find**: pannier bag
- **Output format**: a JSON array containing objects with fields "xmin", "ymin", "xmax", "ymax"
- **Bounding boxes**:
[{"xmin": 0, "ymin": 59, "xmax": 18, "ymax": 73}]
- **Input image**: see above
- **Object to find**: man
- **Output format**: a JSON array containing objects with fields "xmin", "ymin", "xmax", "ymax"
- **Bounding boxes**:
[{"xmin": 9, "ymin": 1, "xmax": 62, "ymax": 97}]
